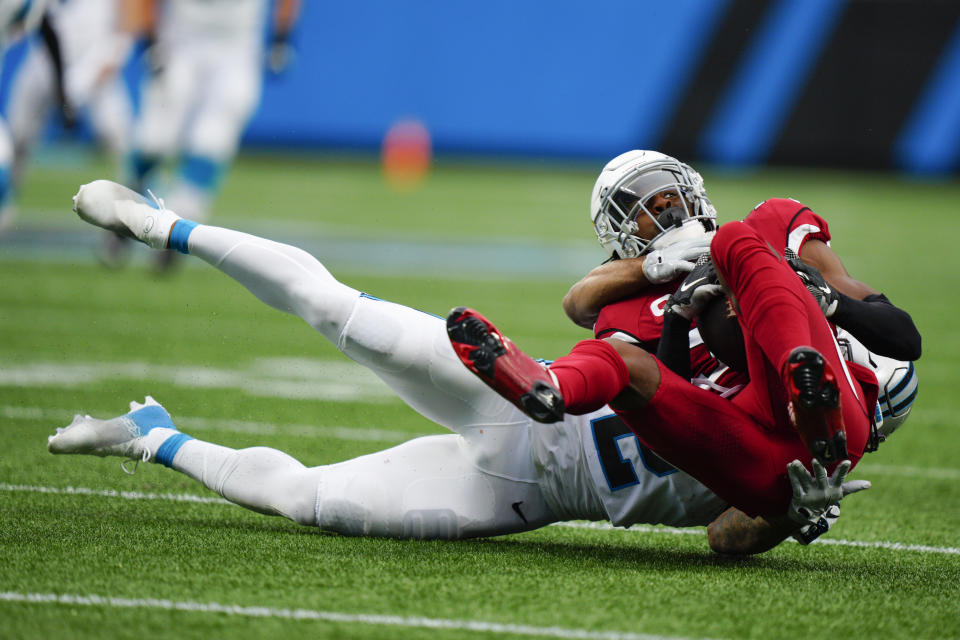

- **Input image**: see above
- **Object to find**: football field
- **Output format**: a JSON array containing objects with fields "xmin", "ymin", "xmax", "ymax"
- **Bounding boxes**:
[{"xmin": 2, "ymin": 150, "xmax": 959, "ymax": 639}]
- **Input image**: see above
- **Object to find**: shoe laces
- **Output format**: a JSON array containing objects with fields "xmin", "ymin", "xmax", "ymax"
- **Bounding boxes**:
[
  {"xmin": 145, "ymin": 189, "xmax": 166, "ymax": 211},
  {"xmin": 119, "ymin": 448, "xmax": 152, "ymax": 476}
]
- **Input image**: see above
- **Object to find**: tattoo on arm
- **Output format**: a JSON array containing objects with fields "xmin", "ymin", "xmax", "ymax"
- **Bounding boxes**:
[{"xmin": 707, "ymin": 508, "xmax": 796, "ymax": 556}]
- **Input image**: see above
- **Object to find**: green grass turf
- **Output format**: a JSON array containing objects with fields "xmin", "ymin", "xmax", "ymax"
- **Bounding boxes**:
[{"xmin": 1, "ymin": 149, "xmax": 959, "ymax": 639}]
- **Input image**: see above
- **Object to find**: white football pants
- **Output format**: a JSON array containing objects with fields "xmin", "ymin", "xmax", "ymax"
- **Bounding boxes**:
[
  {"xmin": 167, "ymin": 225, "xmax": 559, "ymax": 539},
  {"xmin": 133, "ymin": 35, "xmax": 260, "ymax": 222}
]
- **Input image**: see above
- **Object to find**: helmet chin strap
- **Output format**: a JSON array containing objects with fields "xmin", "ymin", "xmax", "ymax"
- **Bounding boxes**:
[{"xmin": 648, "ymin": 219, "xmax": 713, "ymax": 252}]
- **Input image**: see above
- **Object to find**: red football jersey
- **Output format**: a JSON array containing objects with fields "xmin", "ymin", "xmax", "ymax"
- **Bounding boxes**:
[
  {"xmin": 742, "ymin": 198, "xmax": 832, "ymax": 255},
  {"xmin": 592, "ymin": 198, "xmax": 832, "ymax": 396}
]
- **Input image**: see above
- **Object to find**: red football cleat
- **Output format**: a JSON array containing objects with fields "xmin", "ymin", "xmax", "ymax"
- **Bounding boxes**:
[
  {"xmin": 783, "ymin": 346, "xmax": 848, "ymax": 464},
  {"xmin": 446, "ymin": 307, "xmax": 565, "ymax": 423}
]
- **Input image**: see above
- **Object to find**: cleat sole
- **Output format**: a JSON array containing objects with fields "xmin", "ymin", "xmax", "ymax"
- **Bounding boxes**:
[
  {"xmin": 520, "ymin": 381, "xmax": 566, "ymax": 424},
  {"xmin": 785, "ymin": 347, "xmax": 847, "ymax": 465}
]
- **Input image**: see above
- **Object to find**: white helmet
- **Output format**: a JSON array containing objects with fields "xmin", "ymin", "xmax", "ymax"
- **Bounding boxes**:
[
  {"xmin": 590, "ymin": 150, "xmax": 717, "ymax": 260},
  {"xmin": 837, "ymin": 329, "xmax": 918, "ymax": 438}
]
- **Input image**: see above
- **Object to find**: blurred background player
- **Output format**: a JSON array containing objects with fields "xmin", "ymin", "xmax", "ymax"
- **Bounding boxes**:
[
  {"xmin": 102, "ymin": 0, "xmax": 300, "ymax": 270},
  {"xmin": 5, "ymin": 0, "xmax": 134, "ymax": 219},
  {"xmin": 0, "ymin": 0, "xmax": 48, "ymax": 233}
]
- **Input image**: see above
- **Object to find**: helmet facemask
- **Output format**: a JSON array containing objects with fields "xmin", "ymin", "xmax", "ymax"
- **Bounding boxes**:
[{"xmin": 593, "ymin": 158, "xmax": 717, "ymax": 259}]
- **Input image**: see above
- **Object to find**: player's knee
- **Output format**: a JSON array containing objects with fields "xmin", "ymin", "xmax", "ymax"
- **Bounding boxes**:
[
  {"xmin": 288, "ymin": 279, "xmax": 356, "ymax": 343},
  {"xmin": 338, "ymin": 298, "xmax": 423, "ymax": 373},
  {"xmin": 317, "ymin": 500, "xmax": 462, "ymax": 539},
  {"xmin": 315, "ymin": 465, "xmax": 489, "ymax": 540},
  {"xmin": 398, "ymin": 509, "xmax": 461, "ymax": 539}
]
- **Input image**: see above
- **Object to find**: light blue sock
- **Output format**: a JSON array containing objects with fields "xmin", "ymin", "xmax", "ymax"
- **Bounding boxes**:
[
  {"xmin": 126, "ymin": 404, "xmax": 193, "ymax": 468},
  {"xmin": 168, "ymin": 220, "xmax": 199, "ymax": 254}
]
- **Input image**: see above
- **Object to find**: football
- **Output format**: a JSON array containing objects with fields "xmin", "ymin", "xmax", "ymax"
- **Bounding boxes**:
[{"xmin": 697, "ymin": 294, "xmax": 747, "ymax": 373}]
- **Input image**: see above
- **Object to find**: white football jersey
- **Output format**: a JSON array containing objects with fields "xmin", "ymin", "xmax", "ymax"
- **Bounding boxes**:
[{"xmin": 531, "ymin": 409, "xmax": 728, "ymax": 528}]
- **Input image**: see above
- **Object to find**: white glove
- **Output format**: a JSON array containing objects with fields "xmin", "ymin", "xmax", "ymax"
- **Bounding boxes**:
[
  {"xmin": 642, "ymin": 235, "xmax": 714, "ymax": 284},
  {"xmin": 786, "ymin": 459, "xmax": 870, "ymax": 525}
]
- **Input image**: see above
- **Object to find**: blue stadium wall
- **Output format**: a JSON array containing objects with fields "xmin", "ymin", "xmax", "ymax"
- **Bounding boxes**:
[
  {"xmin": 6, "ymin": 0, "xmax": 960, "ymax": 173},
  {"xmin": 250, "ymin": 0, "xmax": 960, "ymax": 173}
]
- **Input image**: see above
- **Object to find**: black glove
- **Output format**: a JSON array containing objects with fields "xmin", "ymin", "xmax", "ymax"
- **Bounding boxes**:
[
  {"xmin": 784, "ymin": 248, "xmax": 839, "ymax": 317},
  {"xmin": 666, "ymin": 255, "xmax": 723, "ymax": 321},
  {"xmin": 266, "ymin": 32, "xmax": 295, "ymax": 75}
]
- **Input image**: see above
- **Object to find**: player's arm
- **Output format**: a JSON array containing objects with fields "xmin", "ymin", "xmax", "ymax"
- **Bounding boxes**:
[
  {"xmin": 707, "ymin": 509, "xmax": 795, "ymax": 555},
  {"xmin": 274, "ymin": 0, "xmax": 302, "ymax": 33},
  {"xmin": 563, "ymin": 236, "xmax": 712, "ymax": 328},
  {"xmin": 797, "ymin": 240, "xmax": 921, "ymax": 361},
  {"xmin": 266, "ymin": 0, "xmax": 301, "ymax": 74},
  {"xmin": 708, "ymin": 459, "xmax": 870, "ymax": 555},
  {"xmin": 562, "ymin": 258, "xmax": 650, "ymax": 329},
  {"xmin": 655, "ymin": 259, "xmax": 724, "ymax": 379},
  {"xmin": 119, "ymin": 0, "xmax": 155, "ymax": 37}
]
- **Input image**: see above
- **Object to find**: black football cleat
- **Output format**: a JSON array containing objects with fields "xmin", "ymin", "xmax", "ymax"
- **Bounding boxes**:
[
  {"xmin": 783, "ymin": 346, "xmax": 848, "ymax": 464},
  {"xmin": 446, "ymin": 307, "xmax": 565, "ymax": 423}
]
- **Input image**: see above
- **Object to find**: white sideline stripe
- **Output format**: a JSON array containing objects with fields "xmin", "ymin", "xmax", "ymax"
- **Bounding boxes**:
[
  {"xmin": 0, "ymin": 358, "xmax": 397, "ymax": 403},
  {"xmin": 0, "ymin": 483, "xmax": 231, "ymax": 505},
  {"xmin": 7, "ymin": 404, "xmax": 960, "ymax": 480},
  {"xmin": 0, "ymin": 592, "xmax": 705, "ymax": 640},
  {"xmin": 4, "ymin": 483, "xmax": 959, "ymax": 557},
  {"xmin": 1, "ymin": 405, "xmax": 421, "ymax": 443},
  {"xmin": 551, "ymin": 521, "xmax": 960, "ymax": 555},
  {"xmin": 855, "ymin": 463, "xmax": 960, "ymax": 481},
  {"xmin": 555, "ymin": 521, "xmax": 701, "ymax": 536}
]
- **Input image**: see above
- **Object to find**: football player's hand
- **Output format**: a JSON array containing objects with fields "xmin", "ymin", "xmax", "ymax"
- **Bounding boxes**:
[
  {"xmin": 266, "ymin": 34, "xmax": 295, "ymax": 75},
  {"xmin": 784, "ymin": 249, "xmax": 839, "ymax": 317},
  {"xmin": 642, "ymin": 235, "xmax": 714, "ymax": 284},
  {"xmin": 792, "ymin": 503, "xmax": 841, "ymax": 545},
  {"xmin": 664, "ymin": 257, "xmax": 723, "ymax": 320},
  {"xmin": 144, "ymin": 37, "xmax": 167, "ymax": 76},
  {"xmin": 786, "ymin": 458, "xmax": 870, "ymax": 526}
]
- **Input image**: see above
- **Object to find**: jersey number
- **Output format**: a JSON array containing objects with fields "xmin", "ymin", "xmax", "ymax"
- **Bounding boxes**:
[{"xmin": 591, "ymin": 415, "xmax": 677, "ymax": 491}]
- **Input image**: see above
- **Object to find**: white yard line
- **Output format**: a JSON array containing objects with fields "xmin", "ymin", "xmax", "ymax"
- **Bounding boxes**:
[
  {"xmin": 2, "ymin": 483, "xmax": 958, "ymax": 556},
  {"xmin": 6, "ymin": 404, "xmax": 960, "ymax": 479},
  {"xmin": 0, "ymin": 591, "xmax": 710, "ymax": 640},
  {"xmin": 0, "ymin": 358, "xmax": 397, "ymax": 403},
  {"xmin": 551, "ymin": 520, "xmax": 960, "ymax": 555}
]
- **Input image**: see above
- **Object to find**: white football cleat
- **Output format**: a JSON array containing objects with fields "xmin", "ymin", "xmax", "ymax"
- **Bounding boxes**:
[
  {"xmin": 48, "ymin": 396, "xmax": 180, "ymax": 469},
  {"xmin": 73, "ymin": 180, "xmax": 181, "ymax": 250}
]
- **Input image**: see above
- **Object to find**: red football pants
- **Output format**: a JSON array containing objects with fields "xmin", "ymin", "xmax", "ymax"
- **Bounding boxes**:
[{"xmin": 617, "ymin": 222, "xmax": 872, "ymax": 517}]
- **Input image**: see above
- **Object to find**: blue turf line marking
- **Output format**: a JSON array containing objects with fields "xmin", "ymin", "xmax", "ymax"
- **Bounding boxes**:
[
  {"xmin": 700, "ymin": 0, "xmax": 847, "ymax": 165},
  {"xmin": 895, "ymin": 21, "xmax": 960, "ymax": 173},
  {"xmin": 168, "ymin": 220, "xmax": 199, "ymax": 254}
]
